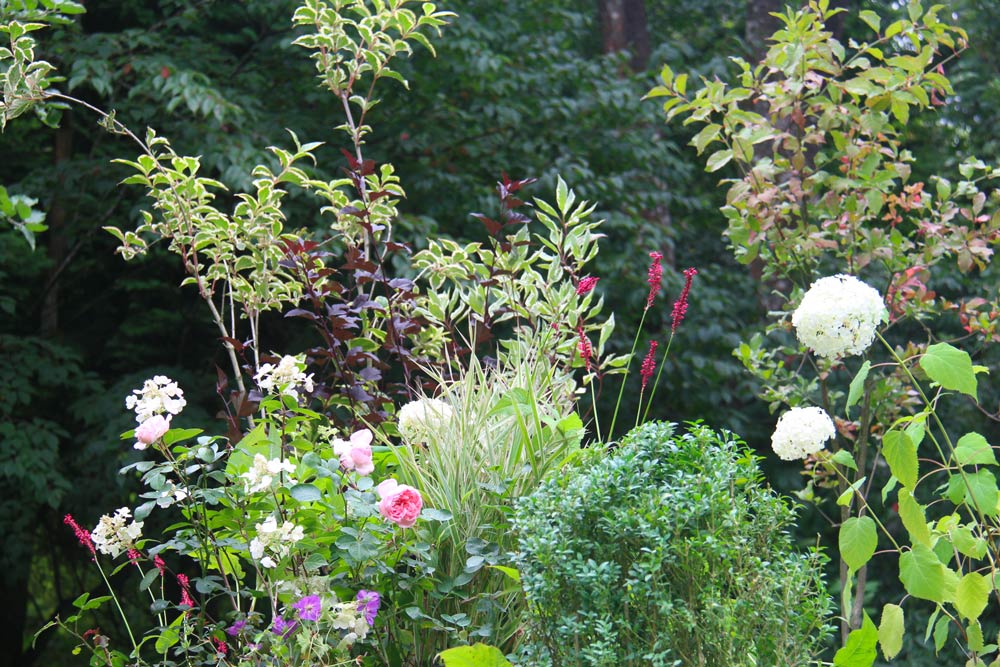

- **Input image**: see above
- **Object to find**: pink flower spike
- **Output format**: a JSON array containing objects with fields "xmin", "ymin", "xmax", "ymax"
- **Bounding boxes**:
[
  {"xmin": 177, "ymin": 573, "xmax": 195, "ymax": 609},
  {"xmin": 64, "ymin": 514, "xmax": 96, "ymax": 555},
  {"xmin": 127, "ymin": 549, "xmax": 142, "ymax": 565},
  {"xmin": 576, "ymin": 276, "xmax": 600, "ymax": 296},
  {"xmin": 646, "ymin": 252, "xmax": 663, "ymax": 310},
  {"xmin": 153, "ymin": 554, "xmax": 166, "ymax": 575},
  {"xmin": 576, "ymin": 325, "xmax": 592, "ymax": 371},
  {"xmin": 671, "ymin": 268, "xmax": 698, "ymax": 332},
  {"xmin": 640, "ymin": 340, "xmax": 659, "ymax": 390}
]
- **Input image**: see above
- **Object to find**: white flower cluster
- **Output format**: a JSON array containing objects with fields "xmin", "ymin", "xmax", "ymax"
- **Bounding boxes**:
[
  {"xmin": 331, "ymin": 602, "xmax": 370, "ymax": 647},
  {"xmin": 254, "ymin": 355, "xmax": 314, "ymax": 400},
  {"xmin": 125, "ymin": 375, "xmax": 186, "ymax": 423},
  {"xmin": 771, "ymin": 407, "xmax": 836, "ymax": 461},
  {"xmin": 91, "ymin": 507, "xmax": 143, "ymax": 557},
  {"xmin": 249, "ymin": 516, "xmax": 304, "ymax": 568},
  {"xmin": 242, "ymin": 454, "xmax": 296, "ymax": 494},
  {"xmin": 791, "ymin": 274, "xmax": 887, "ymax": 360},
  {"xmin": 397, "ymin": 397, "xmax": 454, "ymax": 442}
]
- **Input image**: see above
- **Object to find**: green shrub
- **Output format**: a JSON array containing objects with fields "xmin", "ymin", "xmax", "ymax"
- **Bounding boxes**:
[{"xmin": 513, "ymin": 421, "xmax": 833, "ymax": 667}]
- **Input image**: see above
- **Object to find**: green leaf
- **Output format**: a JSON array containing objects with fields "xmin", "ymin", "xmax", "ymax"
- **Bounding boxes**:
[
  {"xmin": 954, "ymin": 432, "xmax": 997, "ymax": 467},
  {"xmin": 488, "ymin": 565, "xmax": 521, "ymax": 584},
  {"xmin": 933, "ymin": 614, "xmax": 950, "ymax": 653},
  {"xmin": 155, "ymin": 627, "xmax": 179, "ymax": 654},
  {"xmin": 163, "ymin": 428, "xmax": 204, "ymax": 446},
  {"xmin": 846, "ymin": 360, "xmax": 871, "ymax": 418},
  {"xmin": 860, "ymin": 10, "xmax": 882, "ymax": 34},
  {"xmin": 421, "ymin": 508, "xmax": 453, "ymax": 522},
  {"xmin": 438, "ymin": 644, "xmax": 512, "ymax": 667},
  {"xmin": 899, "ymin": 544, "xmax": 958, "ymax": 603},
  {"xmin": 898, "ymin": 488, "xmax": 931, "ymax": 547},
  {"xmin": 962, "ymin": 470, "xmax": 999, "ymax": 517},
  {"xmin": 919, "ymin": 342, "xmax": 978, "ymax": 400},
  {"xmin": 833, "ymin": 450, "xmax": 858, "ymax": 471},
  {"xmin": 883, "ymin": 431, "xmax": 918, "ymax": 489},
  {"xmin": 705, "ymin": 149, "xmax": 733, "ymax": 172},
  {"xmin": 840, "ymin": 516, "xmax": 878, "ymax": 571},
  {"xmin": 834, "ymin": 612, "xmax": 878, "ymax": 667},
  {"xmin": 955, "ymin": 571, "xmax": 989, "ymax": 621},
  {"xmin": 289, "ymin": 483, "xmax": 322, "ymax": 503},
  {"xmin": 878, "ymin": 604, "xmax": 904, "ymax": 661},
  {"xmin": 838, "ymin": 477, "xmax": 867, "ymax": 506},
  {"xmin": 951, "ymin": 525, "xmax": 987, "ymax": 559}
]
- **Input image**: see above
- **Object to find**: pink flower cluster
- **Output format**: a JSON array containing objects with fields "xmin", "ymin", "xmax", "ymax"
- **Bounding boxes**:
[
  {"xmin": 332, "ymin": 429, "xmax": 375, "ymax": 476},
  {"xmin": 134, "ymin": 414, "xmax": 170, "ymax": 450},
  {"xmin": 646, "ymin": 251, "xmax": 663, "ymax": 309},
  {"xmin": 376, "ymin": 479, "xmax": 423, "ymax": 528},
  {"xmin": 576, "ymin": 275, "xmax": 600, "ymax": 296},
  {"xmin": 671, "ymin": 268, "xmax": 698, "ymax": 332},
  {"xmin": 640, "ymin": 340, "xmax": 659, "ymax": 390}
]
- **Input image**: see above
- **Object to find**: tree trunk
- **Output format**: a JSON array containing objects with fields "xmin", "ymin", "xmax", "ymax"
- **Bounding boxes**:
[
  {"xmin": 598, "ymin": 0, "xmax": 650, "ymax": 70},
  {"xmin": 40, "ymin": 115, "xmax": 74, "ymax": 337}
]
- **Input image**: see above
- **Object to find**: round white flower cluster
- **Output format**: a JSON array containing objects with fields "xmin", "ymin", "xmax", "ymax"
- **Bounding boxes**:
[
  {"xmin": 791, "ymin": 274, "xmax": 887, "ymax": 360},
  {"xmin": 249, "ymin": 515, "xmax": 304, "ymax": 568},
  {"xmin": 242, "ymin": 454, "xmax": 297, "ymax": 494},
  {"xmin": 125, "ymin": 375, "xmax": 186, "ymax": 424},
  {"xmin": 255, "ymin": 355, "xmax": 314, "ymax": 400},
  {"xmin": 771, "ymin": 407, "xmax": 836, "ymax": 461},
  {"xmin": 91, "ymin": 507, "xmax": 143, "ymax": 557},
  {"xmin": 397, "ymin": 397, "xmax": 454, "ymax": 442}
]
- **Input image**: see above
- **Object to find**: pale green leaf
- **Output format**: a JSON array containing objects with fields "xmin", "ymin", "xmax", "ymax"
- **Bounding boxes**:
[
  {"xmin": 954, "ymin": 432, "xmax": 997, "ymax": 467},
  {"xmin": 955, "ymin": 572, "xmax": 989, "ymax": 621},
  {"xmin": 898, "ymin": 488, "xmax": 931, "ymax": 547},
  {"xmin": 705, "ymin": 149, "xmax": 733, "ymax": 172},
  {"xmin": 834, "ymin": 613, "xmax": 878, "ymax": 667},
  {"xmin": 919, "ymin": 342, "xmax": 978, "ymax": 400},
  {"xmin": 438, "ymin": 644, "xmax": 512, "ymax": 667},
  {"xmin": 840, "ymin": 516, "xmax": 878, "ymax": 571},
  {"xmin": 878, "ymin": 603, "xmax": 904, "ymax": 661},
  {"xmin": 883, "ymin": 431, "xmax": 918, "ymax": 489},
  {"xmin": 846, "ymin": 360, "xmax": 871, "ymax": 418},
  {"xmin": 899, "ymin": 544, "xmax": 958, "ymax": 603}
]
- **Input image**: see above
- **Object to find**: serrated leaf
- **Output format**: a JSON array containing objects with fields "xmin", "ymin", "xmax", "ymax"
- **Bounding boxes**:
[
  {"xmin": 883, "ymin": 431, "xmax": 918, "ymax": 489},
  {"xmin": 899, "ymin": 544, "xmax": 958, "ymax": 603},
  {"xmin": 954, "ymin": 432, "xmax": 997, "ymax": 466},
  {"xmin": 833, "ymin": 450, "xmax": 858, "ymax": 471},
  {"xmin": 846, "ymin": 360, "xmax": 871, "ymax": 418},
  {"xmin": 838, "ymin": 477, "xmax": 866, "ymax": 506},
  {"xmin": 834, "ymin": 612, "xmax": 878, "ymax": 667},
  {"xmin": 840, "ymin": 516, "xmax": 878, "ymax": 571},
  {"xmin": 962, "ymin": 470, "xmax": 999, "ymax": 517},
  {"xmin": 878, "ymin": 603, "xmax": 904, "ymax": 661},
  {"xmin": 933, "ymin": 615, "xmax": 950, "ymax": 653},
  {"xmin": 438, "ymin": 643, "xmax": 513, "ymax": 667},
  {"xmin": 898, "ymin": 487, "xmax": 931, "ymax": 547},
  {"xmin": 955, "ymin": 572, "xmax": 989, "ymax": 620},
  {"xmin": 919, "ymin": 342, "xmax": 978, "ymax": 400}
]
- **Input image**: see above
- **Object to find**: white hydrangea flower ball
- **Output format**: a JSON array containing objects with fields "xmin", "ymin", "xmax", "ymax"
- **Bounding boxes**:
[
  {"xmin": 771, "ymin": 407, "xmax": 836, "ymax": 461},
  {"xmin": 791, "ymin": 274, "xmax": 888, "ymax": 360},
  {"xmin": 397, "ymin": 397, "xmax": 454, "ymax": 442}
]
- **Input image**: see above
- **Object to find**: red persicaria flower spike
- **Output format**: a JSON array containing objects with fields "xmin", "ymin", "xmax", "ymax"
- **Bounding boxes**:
[
  {"xmin": 577, "ymin": 325, "xmax": 592, "ymax": 371},
  {"xmin": 671, "ymin": 267, "xmax": 698, "ymax": 332},
  {"xmin": 640, "ymin": 340, "xmax": 659, "ymax": 390},
  {"xmin": 154, "ymin": 554, "xmax": 166, "ymax": 575},
  {"xmin": 646, "ymin": 252, "xmax": 663, "ymax": 309},
  {"xmin": 576, "ymin": 276, "xmax": 600, "ymax": 296},
  {"xmin": 64, "ymin": 514, "xmax": 95, "ymax": 555},
  {"xmin": 127, "ymin": 549, "xmax": 142, "ymax": 565},
  {"xmin": 177, "ymin": 573, "xmax": 195, "ymax": 608},
  {"xmin": 213, "ymin": 638, "xmax": 228, "ymax": 656}
]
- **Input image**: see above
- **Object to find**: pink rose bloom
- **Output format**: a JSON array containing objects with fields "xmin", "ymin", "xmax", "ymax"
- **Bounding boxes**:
[
  {"xmin": 135, "ymin": 415, "xmax": 170, "ymax": 450},
  {"xmin": 376, "ymin": 479, "xmax": 423, "ymax": 528},
  {"xmin": 333, "ymin": 429, "xmax": 375, "ymax": 476}
]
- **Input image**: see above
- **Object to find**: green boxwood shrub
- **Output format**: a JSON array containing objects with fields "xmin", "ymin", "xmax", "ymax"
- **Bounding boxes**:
[{"xmin": 513, "ymin": 421, "xmax": 833, "ymax": 667}]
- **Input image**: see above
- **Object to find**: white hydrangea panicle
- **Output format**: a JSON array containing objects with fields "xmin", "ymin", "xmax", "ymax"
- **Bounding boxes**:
[
  {"xmin": 242, "ymin": 453, "xmax": 297, "ymax": 494},
  {"xmin": 254, "ymin": 355, "xmax": 314, "ymax": 400},
  {"xmin": 791, "ymin": 274, "xmax": 888, "ymax": 360},
  {"xmin": 771, "ymin": 407, "xmax": 836, "ymax": 461},
  {"xmin": 249, "ymin": 515, "xmax": 304, "ymax": 568},
  {"xmin": 397, "ymin": 397, "xmax": 454, "ymax": 442},
  {"xmin": 91, "ymin": 507, "xmax": 143, "ymax": 557},
  {"xmin": 125, "ymin": 375, "xmax": 186, "ymax": 424}
]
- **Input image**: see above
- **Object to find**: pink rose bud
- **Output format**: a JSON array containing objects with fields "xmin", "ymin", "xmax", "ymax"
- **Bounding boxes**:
[
  {"xmin": 135, "ymin": 415, "xmax": 171, "ymax": 449},
  {"xmin": 376, "ymin": 479, "xmax": 423, "ymax": 528}
]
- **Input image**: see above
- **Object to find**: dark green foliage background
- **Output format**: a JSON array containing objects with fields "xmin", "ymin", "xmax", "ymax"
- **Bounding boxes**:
[{"xmin": 3, "ymin": 1, "xmax": 1000, "ymax": 665}]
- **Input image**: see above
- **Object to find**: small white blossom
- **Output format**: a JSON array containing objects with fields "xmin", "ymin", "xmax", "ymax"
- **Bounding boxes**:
[
  {"xmin": 331, "ymin": 602, "xmax": 370, "ymax": 643},
  {"xmin": 791, "ymin": 274, "xmax": 888, "ymax": 360},
  {"xmin": 91, "ymin": 507, "xmax": 143, "ymax": 557},
  {"xmin": 241, "ymin": 454, "xmax": 296, "ymax": 494},
  {"xmin": 154, "ymin": 480, "xmax": 189, "ymax": 507},
  {"xmin": 771, "ymin": 407, "xmax": 836, "ymax": 461},
  {"xmin": 125, "ymin": 375, "xmax": 186, "ymax": 424},
  {"xmin": 249, "ymin": 515, "xmax": 304, "ymax": 568},
  {"xmin": 254, "ymin": 355, "xmax": 314, "ymax": 400},
  {"xmin": 397, "ymin": 397, "xmax": 454, "ymax": 442}
]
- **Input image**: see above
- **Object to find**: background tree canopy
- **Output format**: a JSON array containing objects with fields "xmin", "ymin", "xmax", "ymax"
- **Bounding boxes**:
[{"xmin": 3, "ymin": 0, "xmax": 999, "ymax": 665}]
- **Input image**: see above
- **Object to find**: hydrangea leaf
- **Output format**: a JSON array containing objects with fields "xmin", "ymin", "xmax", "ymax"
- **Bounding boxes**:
[
  {"xmin": 933, "ymin": 614, "xmax": 950, "ymax": 653},
  {"xmin": 954, "ymin": 432, "xmax": 997, "ymax": 467},
  {"xmin": 878, "ymin": 603, "xmax": 904, "ymax": 661},
  {"xmin": 955, "ymin": 571, "xmax": 989, "ymax": 620},
  {"xmin": 883, "ymin": 431, "xmax": 918, "ymax": 489},
  {"xmin": 833, "ymin": 612, "xmax": 878, "ymax": 667},
  {"xmin": 897, "ymin": 488, "xmax": 931, "ymax": 547},
  {"xmin": 840, "ymin": 516, "xmax": 878, "ymax": 571},
  {"xmin": 438, "ymin": 644, "xmax": 512, "ymax": 667},
  {"xmin": 899, "ymin": 544, "xmax": 958, "ymax": 603},
  {"xmin": 846, "ymin": 360, "xmax": 871, "ymax": 418},
  {"xmin": 919, "ymin": 342, "xmax": 978, "ymax": 400},
  {"xmin": 961, "ymin": 470, "xmax": 999, "ymax": 517},
  {"xmin": 833, "ymin": 450, "xmax": 858, "ymax": 471},
  {"xmin": 950, "ymin": 524, "xmax": 987, "ymax": 560},
  {"xmin": 967, "ymin": 619, "xmax": 985, "ymax": 653}
]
